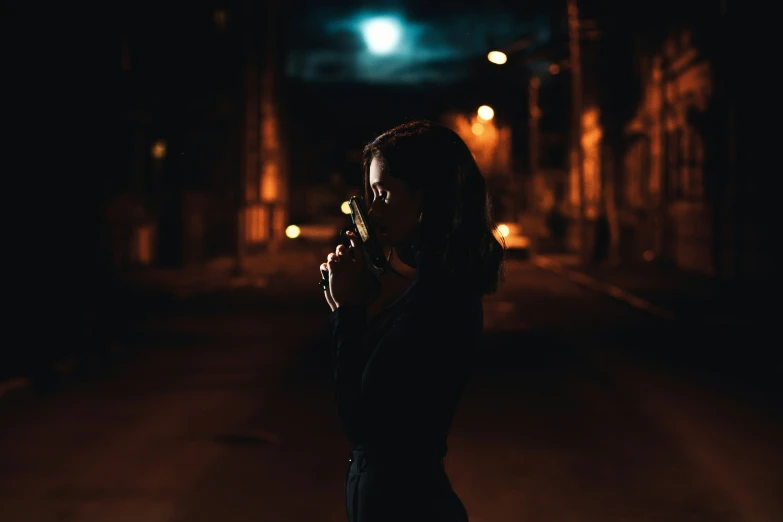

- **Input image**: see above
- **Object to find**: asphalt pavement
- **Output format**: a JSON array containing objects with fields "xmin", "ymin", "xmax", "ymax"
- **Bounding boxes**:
[{"xmin": 0, "ymin": 256, "xmax": 780, "ymax": 522}]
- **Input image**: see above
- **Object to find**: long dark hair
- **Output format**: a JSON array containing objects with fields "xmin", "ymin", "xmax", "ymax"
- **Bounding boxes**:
[{"xmin": 362, "ymin": 120, "xmax": 505, "ymax": 295}]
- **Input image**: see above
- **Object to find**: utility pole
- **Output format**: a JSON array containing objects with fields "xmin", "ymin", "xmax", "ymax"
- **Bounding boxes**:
[{"xmin": 567, "ymin": 0, "xmax": 588, "ymax": 264}]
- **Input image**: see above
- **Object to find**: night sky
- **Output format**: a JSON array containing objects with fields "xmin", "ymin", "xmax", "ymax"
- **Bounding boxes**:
[
  {"xmin": 285, "ymin": 0, "xmax": 553, "ymax": 84},
  {"xmin": 113, "ymin": 0, "xmax": 703, "ymax": 191},
  {"xmin": 283, "ymin": 0, "xmax": 568, "ymax": 163}
]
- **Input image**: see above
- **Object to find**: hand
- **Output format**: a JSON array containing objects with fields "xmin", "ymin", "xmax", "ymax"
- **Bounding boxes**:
[{"xmin": 320, "ymin": 231, "xmax": 380, "ymax": 311}]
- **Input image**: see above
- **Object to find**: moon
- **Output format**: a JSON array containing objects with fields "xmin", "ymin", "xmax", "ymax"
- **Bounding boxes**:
[{"xmin": 360, "ymin": 17, "xmax": 402, "ymax": 55}]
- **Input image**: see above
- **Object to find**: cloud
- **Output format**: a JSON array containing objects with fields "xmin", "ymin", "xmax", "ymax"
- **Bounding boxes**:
[{"xmin": 286, "ymin": 5, "xmax": 529, "ymax": 84}]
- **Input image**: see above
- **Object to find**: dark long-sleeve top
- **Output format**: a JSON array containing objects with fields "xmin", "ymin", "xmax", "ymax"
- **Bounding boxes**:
[{"xmin": 329, "ymin": 253, "xmax": 483, "ymax": 458}]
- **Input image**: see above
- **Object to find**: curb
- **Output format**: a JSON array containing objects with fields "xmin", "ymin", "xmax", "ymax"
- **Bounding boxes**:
[{"xmin": 532, "ymin": 256, "xmax": 678, "ymax": 321}]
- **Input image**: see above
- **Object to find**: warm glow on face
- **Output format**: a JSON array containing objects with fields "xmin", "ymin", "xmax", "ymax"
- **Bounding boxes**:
[
  {"xmin": 477, "ymin": 105, "xmax": 494, "ymax": 121},
  {"xmin": 285, "ymin": 225, "xmax": 301, "ymax": 239},
  {"xmin": 341, "ymin": 201, "xmax": 352, "ymax": 215},
  {"xmin": 496, "ymin": 224, "xmax": 510, "ymax": 237},
  {"xmin": 487, "ymin": 51, "xmax": 507, "ymax": 65}
]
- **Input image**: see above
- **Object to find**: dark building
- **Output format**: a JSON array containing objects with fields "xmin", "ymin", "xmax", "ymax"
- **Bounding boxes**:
[{"xmin": 118, "ymin": 0, "xmax": 289, "ymax": 271}]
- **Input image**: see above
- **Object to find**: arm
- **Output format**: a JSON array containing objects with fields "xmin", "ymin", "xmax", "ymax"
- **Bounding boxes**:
[{"xmin": 330, "ymin": 305, "xmax": 369, "ymax": 444}]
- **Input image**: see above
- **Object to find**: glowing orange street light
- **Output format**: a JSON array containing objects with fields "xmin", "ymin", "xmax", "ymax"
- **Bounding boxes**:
[
  {"xmin": 487, "ymin": 51, "xmax": 507, "ymax": 65},
  {"xmin": 477, "ymin": 105, "xmax": 494, "ymax": 122}
]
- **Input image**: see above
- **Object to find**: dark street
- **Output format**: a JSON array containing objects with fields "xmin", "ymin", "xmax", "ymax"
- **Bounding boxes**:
[
  {"xmin": 4, "ymin": 1, "xmax": 772, "ymax": 520},
  {"xmin": 1, "ymin": 255, "xmax": 779, "ymax": 522}
]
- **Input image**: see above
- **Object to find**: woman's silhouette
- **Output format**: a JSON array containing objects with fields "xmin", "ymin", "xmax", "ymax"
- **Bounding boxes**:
[{"xmin": 320, "ymin": 121, "xmax": 505, "ymax": 521}]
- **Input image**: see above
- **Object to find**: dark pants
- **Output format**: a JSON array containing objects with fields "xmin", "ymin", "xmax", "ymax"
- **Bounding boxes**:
[{"xmin": 345, "ymin": 449, "xmax": 469, "ymax": 522}]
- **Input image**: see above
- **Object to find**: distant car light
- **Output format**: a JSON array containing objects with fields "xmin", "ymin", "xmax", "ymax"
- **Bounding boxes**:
[{"xmin": 494, "ymin": 222, "xmax": 530, "ymax": 251}]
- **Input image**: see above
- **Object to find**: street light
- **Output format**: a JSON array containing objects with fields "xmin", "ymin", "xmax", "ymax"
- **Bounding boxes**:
[
  {"xmin": 487, "ymin": 37, "xmax": 531, "ymax": 65},
  {"xmin": 477, "ymin": 105, "xmax": 494, "ymax": 122},
  {"xmin": 285, "ymin": 224, "xmax": 301, "ymax": 239},
  {"xmin": 487, "ymin": 51, "xmax": 507, "ymax": 65}
]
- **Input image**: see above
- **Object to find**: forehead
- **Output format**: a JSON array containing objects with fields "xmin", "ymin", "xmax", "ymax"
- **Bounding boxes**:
[
  {"xmin": 369, "ymin": 157, "xmax": 410, "ymax": 191},
  {"xmin": 369, "ymin": 158, "xmax": 384, "ymax": 186}
]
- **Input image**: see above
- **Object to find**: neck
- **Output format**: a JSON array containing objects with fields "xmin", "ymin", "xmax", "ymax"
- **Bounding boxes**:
[{"xmin": 395, "ymin": 243, "xmax": 418, "ymax": 269}]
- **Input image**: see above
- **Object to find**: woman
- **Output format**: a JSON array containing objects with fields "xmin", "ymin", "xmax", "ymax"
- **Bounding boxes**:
[{"xmin": 320, "ymin": 120, "xmax": 505, "ymax": 521}]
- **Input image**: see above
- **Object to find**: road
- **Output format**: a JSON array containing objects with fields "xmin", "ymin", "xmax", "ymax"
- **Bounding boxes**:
[{"xmin": 0, "ymin": 258, "xmax": 780, "ymax": 522}]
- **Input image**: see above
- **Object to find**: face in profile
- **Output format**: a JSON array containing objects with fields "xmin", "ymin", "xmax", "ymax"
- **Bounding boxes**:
[{"xmin": 367, "ymin": 157, "xmax": 422, "ymax": 249}]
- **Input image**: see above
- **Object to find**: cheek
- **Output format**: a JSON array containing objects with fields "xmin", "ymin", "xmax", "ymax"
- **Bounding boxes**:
[{"xmin": 389, "ymin": 206, "xmax": 419, "ymax": 235}]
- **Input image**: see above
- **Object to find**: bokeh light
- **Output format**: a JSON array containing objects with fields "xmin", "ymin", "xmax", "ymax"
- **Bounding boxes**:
[
  {"xmin": 487, "ymin": 51, "xmax": 507, "ymax": 64},
  {"xmin": 477, "ymin": 105, "xmax": 494, "ymax": 121},
  {"xmin": 285, "ymin": 225, "xmax": 301, "ymax": 239},
  {"xmin": 360, "ymin": 17, "xmax": 402, "ymax": 55}
]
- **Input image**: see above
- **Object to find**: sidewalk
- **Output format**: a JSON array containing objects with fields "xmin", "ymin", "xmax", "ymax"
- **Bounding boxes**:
[
  {"xmin": 533, "ymin": 253, "xmax": 782, "ymax": 391},
  {"xmin": 533, "ymin": 253, "xmax": 771, "ymax": 326}
]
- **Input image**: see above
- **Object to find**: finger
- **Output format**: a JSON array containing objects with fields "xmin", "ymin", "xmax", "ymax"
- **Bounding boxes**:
[
  {"xmin": 320, "ymin": 263, "xmax": 336, "ymax": 310},
  {"xmin": 319, "ymin": 264, "xmax": 329, "ymax": 287},
  {"xmin": 335, "ymin": 244, "xmax": 350, "ymax": 257},
  {"xmin": 327, "ymin": 258, "xmax": 340, "ymax": 271},
  {"xmin": 323, "ymin": 288, "xmax": 336, "ymax": 310},
  {"xmin": 345, "ymin": 231, "xmax": 365, "ymax": 267},
  {"xmin": 327, "ymin": 252, "xmax": 339, "ymax": 263}
]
